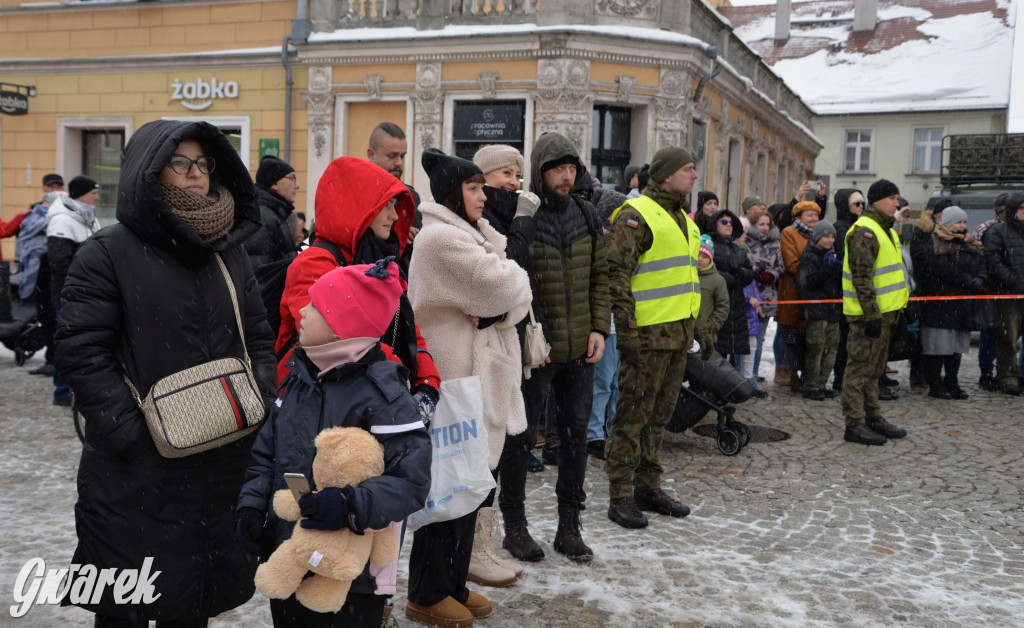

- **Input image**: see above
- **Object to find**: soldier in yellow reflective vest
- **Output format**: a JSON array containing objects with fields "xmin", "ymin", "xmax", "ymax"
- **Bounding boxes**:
[
  {"xmin": 840, "ymin": 179, "xmax": 910, "ymax": 446},
  {"xmin": 604, "ymin": 146, "xmax": 701, "ymax": 529}
]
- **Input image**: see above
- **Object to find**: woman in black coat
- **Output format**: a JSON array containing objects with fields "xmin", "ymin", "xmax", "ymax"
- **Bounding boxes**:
[
  {"xmin": 55, "ymin": 120, "xmax": 277, "ymax": 626},
  {"xmin": 915, "ymin": 206, "xmax": 986, "ymax": 399},
  {"xmin": 707, "ymin": 209, "xmax": 754, "ymax": 359}
]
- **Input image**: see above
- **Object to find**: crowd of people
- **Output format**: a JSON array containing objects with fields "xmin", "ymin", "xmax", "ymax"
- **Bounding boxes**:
[{"xmin": 1, "ymin": 117, "xmax": 1021, "ymax": 628}]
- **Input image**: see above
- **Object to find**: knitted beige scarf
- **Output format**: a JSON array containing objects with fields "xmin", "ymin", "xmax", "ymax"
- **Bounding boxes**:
[{"xmin": 161, "ymin": 183, "xmax": 235, "ymax": 243}]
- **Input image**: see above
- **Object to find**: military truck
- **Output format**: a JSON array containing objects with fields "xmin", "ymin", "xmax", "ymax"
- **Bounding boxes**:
[{"xmin": 926, "ymin": 133, "xmax": 1024, "ymax": 230}]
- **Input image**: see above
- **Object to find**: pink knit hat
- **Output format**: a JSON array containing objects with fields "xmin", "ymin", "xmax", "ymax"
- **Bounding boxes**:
[{"xmin": 308, "ymin": 257, "xmax": 406, "ymax": 339}]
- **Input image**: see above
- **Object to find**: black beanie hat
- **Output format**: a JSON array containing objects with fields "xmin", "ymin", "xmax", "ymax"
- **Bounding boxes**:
[
  {"xmin": 256, "ymin": 154, "xmax": 295, "ymax": 188},
  {"xmin": 697, "ymin": 191, "xmax": 719, "ymax": 211},
  {"xmin": 421, "ymin": 148, "xmax": 482, "ymax": 203},
  {"xmin": 42, "ymin": 173, "xmax": 63, "ymax": 187},
  {"xmin": 867, "ymin": 179, "xmax": 900, "ymax": 205},
  {"xmin": 68, "ymin": 175, "xmax": 99, "ymax": 200},
  {"xmin": 636, "ymin": 164, "xmax": 650, "ymax": 192}
]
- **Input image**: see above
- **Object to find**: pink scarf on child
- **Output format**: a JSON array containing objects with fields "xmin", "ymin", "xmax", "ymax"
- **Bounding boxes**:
[{"xmin": 303, "ymin": 337, "xmax": 378, "ymax": 378}]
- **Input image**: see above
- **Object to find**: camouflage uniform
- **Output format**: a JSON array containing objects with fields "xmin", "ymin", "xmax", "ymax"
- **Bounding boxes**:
[
  {"xmin": 803, "ymin": 319, "xmax": 840, "ymax": 392},
  {"xmin": 840, "ymin": 206, "xmax": 903, "ymax": 427},
  {"xmin": 604, "ymin": 184, "xmax": 696, "ymax": 500}
]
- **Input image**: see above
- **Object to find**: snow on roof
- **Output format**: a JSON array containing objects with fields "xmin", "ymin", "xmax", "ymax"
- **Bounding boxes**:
[{"xmin": 720, "ymin": 0, "xmax": 1013, "ymax": 115}]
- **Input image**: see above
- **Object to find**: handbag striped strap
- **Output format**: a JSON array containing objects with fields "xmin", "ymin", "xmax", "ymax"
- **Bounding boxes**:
[{"xmin": 213, "ymin": 253, "xmax": 252, "ymax": 370}]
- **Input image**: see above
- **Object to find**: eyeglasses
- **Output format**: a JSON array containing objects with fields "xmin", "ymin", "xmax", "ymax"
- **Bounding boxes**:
[
  {"xmin": 283, "ymin": 174, "xmax": 297, "ymax": 183},
  {"xmin": 720, "ymin": 218, "xmax": 732, "ymax": 225},
  {"xmin": 850, "ymin": 201, "xmax": 865, "ymax": 207},
  {"xmin": 168, "ymin": 155, "xmax": 215, "ymax": 176}
]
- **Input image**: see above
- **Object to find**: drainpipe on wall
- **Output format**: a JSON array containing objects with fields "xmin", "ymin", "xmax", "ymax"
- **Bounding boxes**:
[
  {"xmin": 692, "ymin": 46, "xmax": 720, "ymax": 104},
  {"xmin": 282, "ymin": 0, "xmax": 312, "ymax": 163}
]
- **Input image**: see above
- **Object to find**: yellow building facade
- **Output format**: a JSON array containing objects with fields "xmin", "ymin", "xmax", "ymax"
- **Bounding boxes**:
[{"xmin": 1, "ymin": 0, "xmax": 820, "ymax": 257}]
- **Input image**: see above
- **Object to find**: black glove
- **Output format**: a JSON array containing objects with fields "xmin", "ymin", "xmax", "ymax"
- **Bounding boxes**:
[
  {"xmin": 823, "ymin": 251, "xmax": 840, "ymax": 269},
  {"xmin": 970, "ymin": 276, "xmax": 987, "ymax": 293},
  {"xmin": 236, "ymin": 507, "xmax": 265, "ymax": 556},
  {"xmin": 412, "ymin": 385, "xmax": 439, "ymax": 426},
  {"xmin": 299, "ymin": 487, "xmax": 357, "ymax": 532},
  {"xmin": 719, "ymin": 271, "xmax": 736, "ymax": 289},
  {"xmin": 757, "ymin": 269, "xmax": 774, "ymax": 286},
  {"xmin": 864, "ymin": 319, "xmax": 882, "ymax": 339},
  {"xmin": 618, "ymin": 334, "xmax": 641, "ymax": 364}
]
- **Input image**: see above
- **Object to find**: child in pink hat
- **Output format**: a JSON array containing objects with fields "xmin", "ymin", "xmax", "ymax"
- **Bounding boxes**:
[{"xmin": 238, "ymin": 257, "xmax": 431, "ymax": 626}]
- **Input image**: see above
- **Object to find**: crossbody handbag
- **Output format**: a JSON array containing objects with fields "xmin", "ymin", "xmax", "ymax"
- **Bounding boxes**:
[{"xmin": 125, "ymin": 254, "xmax": 266, "ymax": 458}]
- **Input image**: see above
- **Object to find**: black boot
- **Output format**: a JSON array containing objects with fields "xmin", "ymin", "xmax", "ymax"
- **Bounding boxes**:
[
  {"xmin": 943, "ymin": 355, "xmax": 968, "ymax": 399},
  {"xmin": 553, "ymin": 506, "xmax": 592, "ymax": 562},
  {"xmin": 607, "ymin": 496, "xmax": 648, "ymax": 529},
  {"xmin": 635, "ymin": 488, "xmax": 690, "ymax": 518},
  {"xmin": 502, "ymin": 525, "xmax": 545, "ymax": 562}
]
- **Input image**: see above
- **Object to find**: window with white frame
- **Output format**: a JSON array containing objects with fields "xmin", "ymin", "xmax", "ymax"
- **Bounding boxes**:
[
  {"xmin": 844, "ymin": 129, "xmax": 873, "ymax": 173},
  {"xmin": 913, "ymin": 128, "xmax": 943, "ymax": 174}
]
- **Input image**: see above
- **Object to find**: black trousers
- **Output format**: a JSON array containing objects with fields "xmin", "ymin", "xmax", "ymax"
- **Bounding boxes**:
[
  {"xmin": 94, "ymin": 615, "xmax": 207, "ymax": 628},
  {"xmin": 269, "ymin": 592, "xmax": 385, "ymax": 628},
  {"xmin": 406, "ymin": 509, "xmax": 477, "ymax": 606},
  {"xmin": 499, "ymin": 358, "xmax": 593, "ymax": 530}
]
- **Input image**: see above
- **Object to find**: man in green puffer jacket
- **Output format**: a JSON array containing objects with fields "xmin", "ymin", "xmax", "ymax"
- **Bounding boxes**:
[{"xmin": 499, "ymin": 132, "xmax": 610, "ymax": 565}]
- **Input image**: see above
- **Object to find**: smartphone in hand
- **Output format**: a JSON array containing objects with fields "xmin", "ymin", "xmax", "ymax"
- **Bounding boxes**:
[{"xmin": 283, "ymin": 473, "xmax": 311, "ymax": 503}]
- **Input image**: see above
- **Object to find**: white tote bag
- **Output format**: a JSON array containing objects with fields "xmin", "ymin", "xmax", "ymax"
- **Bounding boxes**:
[{"xmin": 406, "ymin": 376, "xmax": 496, "ymax": 531}]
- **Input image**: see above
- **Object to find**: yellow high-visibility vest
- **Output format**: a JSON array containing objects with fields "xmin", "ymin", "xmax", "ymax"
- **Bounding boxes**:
[
  {"xmin": 612, "ymin": 196, "xmax": 701, "ymax": 326},
  {"xmin": 841, "ymin": 215, "xmax": 909, "ymax": 316}
]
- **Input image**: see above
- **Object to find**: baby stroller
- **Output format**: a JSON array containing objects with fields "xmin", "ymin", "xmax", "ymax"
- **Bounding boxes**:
[
  {"xmin": 0, "ymin": 263, "xmax": 49, "ymax": 366},
  {"xmin": 666, "ymin": 350, "xmax": 754, "ymax": 456}
]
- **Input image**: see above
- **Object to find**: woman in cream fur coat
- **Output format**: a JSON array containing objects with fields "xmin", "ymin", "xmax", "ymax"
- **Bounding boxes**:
[{"xmin": 404, "ymin": 148, "xmax": 532, "ymax": 628}]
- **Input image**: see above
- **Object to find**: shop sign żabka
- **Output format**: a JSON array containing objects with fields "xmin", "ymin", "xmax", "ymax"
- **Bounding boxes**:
[
  {"xmin": 171, "ymin": 77, "xmax": 240, "ymax": 111},
  {"xmin": 0, "ymin": 91, "xmax": 29, "ymax": 116}
]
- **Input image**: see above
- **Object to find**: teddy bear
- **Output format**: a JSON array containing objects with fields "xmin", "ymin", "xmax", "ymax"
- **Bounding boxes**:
[{"xmin": 254, "ymin": 426, "xmax": 399, "ymax": 613}]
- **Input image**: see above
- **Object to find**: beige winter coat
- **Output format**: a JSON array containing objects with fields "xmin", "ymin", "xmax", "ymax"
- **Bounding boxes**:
[{"xmin": 409, "ymin": 201, "xmax": 532, "ymax": 468}]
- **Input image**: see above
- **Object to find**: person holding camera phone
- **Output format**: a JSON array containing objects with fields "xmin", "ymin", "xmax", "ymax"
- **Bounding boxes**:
[{"xmin": 771, "ymin": 179, "xmax": 828, "ymax": 231}]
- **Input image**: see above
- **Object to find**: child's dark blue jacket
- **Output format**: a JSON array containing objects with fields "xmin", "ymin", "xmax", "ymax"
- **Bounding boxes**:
[{"xmin": 237, "ymin": 344, "xmax": 431, "ymax": 595}]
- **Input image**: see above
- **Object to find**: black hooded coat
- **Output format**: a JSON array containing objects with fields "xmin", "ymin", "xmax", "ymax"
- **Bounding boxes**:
[
  {"xmin": 708, "ymin": 208, "xmax": 754, "ymax": 355},
  {"xmin": 832, "ymin": 188, "xmax": 863, "ymax": 262},
  {"xmin": 54, "ymin": 120, "xmax": 277, "ymax": 620}
]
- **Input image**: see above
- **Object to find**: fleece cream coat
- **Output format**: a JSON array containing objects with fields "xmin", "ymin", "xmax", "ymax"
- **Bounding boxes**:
[{"xmin": 409, "ymin": 201, "xmax": 532, "ymax": 468}]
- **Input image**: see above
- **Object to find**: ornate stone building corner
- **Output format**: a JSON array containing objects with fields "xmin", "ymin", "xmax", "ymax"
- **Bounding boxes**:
[
  {"xmin": 653, "ymin": 69, "xmax": 692, "ymax": 151},
  {"xmin": 534, "ymin": 58, "xmax": 593, "ymax": 156},
  {"xmin": 302, "ymin": 66, "xmax": 334, "ymax": 161},
  {"xmin": 594, "ymin": 0, "xmax": 657, "ymax": 19},
  {"xmin": 413, "ymin": 63, "xmax": 443, "ymax": 155}
]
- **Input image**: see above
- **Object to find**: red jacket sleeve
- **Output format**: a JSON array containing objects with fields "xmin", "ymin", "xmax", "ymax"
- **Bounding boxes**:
[
  {"xmin": 0, "ymin": 212, "xmax": 27, "ymax": 240},
  {"xmin": 412, "ymin": 323, "xmax": 441, "ymax": 391},
  {"xmin": 275, "ymin": 247, "xmax": 339, "ymax": 383}
]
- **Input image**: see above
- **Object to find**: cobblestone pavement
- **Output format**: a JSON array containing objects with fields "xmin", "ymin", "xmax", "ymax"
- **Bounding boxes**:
[{"xmin": 1, "ymin": 342, "xmax": 1022, "ymax": 627}]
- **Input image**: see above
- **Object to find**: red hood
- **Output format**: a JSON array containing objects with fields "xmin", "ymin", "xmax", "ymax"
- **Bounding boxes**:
[{"xmin": 313, "ymin": 157, "xmax": 415, "ymax": 262}]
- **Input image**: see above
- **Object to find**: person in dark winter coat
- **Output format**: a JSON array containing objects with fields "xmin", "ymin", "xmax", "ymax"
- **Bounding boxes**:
[
  {"xmin": 914, "ymin": 206, "xmax": 985, "ymax": 400},
  {"xmin": 246, "ymin": 154, "xmax": 300, "ymax": 269},
  {"xmin": 982, "ymin": 191, "xmax": 1024, "ymax": 395},
  {"xmin": 54, "ymin": 120, "xmax": 278, "ymax": 625},
  {"xmin": 707, "ymin": 208, "xmax": 754, "ymax": 359},
  {"xmin": 796, "ymin": 220, "xmax": 843, "ymax": 400},
  {"xmin": 237, "ymin": 260, "xmax": 431, "ymax": 627}
]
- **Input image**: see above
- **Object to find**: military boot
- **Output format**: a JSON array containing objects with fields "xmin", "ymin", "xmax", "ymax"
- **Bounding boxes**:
[
  {"xmin": 635, "ymin": 488, "xmax": 690, "ymax": 518},
  {"xmin": 608, "ymin": 496, "xmax": 648, "ymax": 529},
  {"xmin": 866, "ymin": 417, "xmax": 907, "ymax": 439},
  {"xmin": 553, "ymin": 506, "xmax": 593, "ymax": 562}
]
